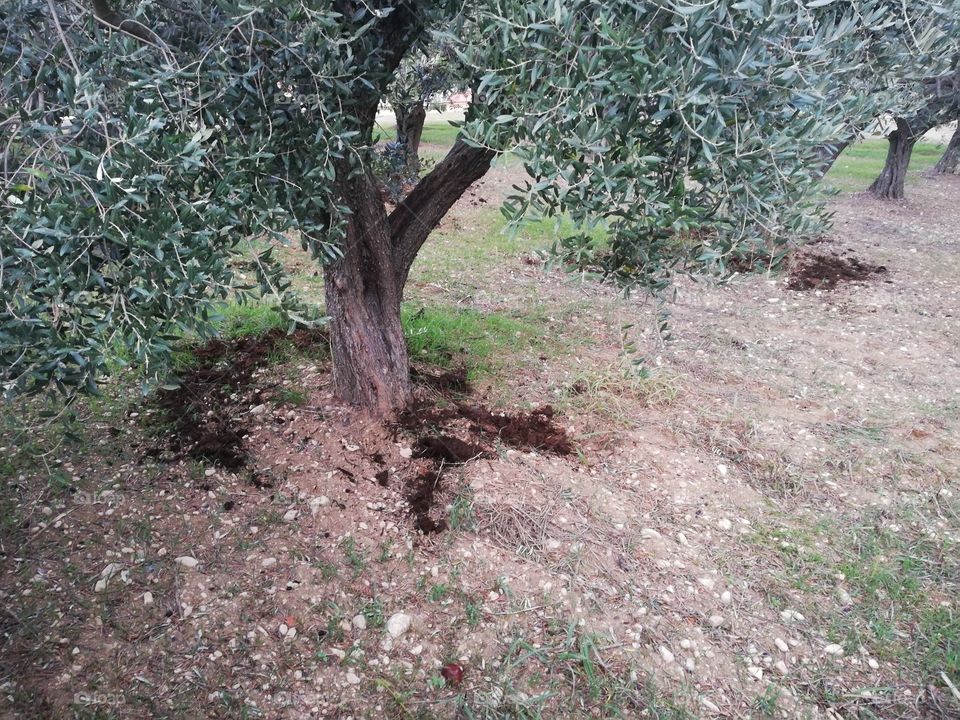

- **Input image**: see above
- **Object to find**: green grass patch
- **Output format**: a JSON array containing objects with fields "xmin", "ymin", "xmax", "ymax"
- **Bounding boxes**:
[
  {"xmin": 374, "ymin": 120, "xmax": 463, "ymax": 148},
  {"xmin": 402, "ymin": 305, "xmax": 544, "ymax": 377},
  {"xmin": 751, "ymin": 511, "xmax": 959, "ymax": 689},
  {"xmin": 824, "ymin": 138, "xmax": 944, "ymax": 193}
]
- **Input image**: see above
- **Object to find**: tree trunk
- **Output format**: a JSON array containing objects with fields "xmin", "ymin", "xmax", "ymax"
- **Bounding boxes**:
[
  {"xmin": 932, "ymin": 124, "xmax": 960, "ymax": 174},
  {"xmin": 869, "ymin": 117, "xmax": 920, "ymax": 200},
  {"xmin": 324, "ymin": 173, "xmax": 411, "ymax": 414},
  {"xmin": 324, "ymin": 139, "xmax": 496, "ymax": 413},
  {"xmin": 395, "ymin": 101, "xmax": 427, "ymax": 160}
]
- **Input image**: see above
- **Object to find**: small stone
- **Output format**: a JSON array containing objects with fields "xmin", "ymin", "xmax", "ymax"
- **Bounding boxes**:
[
  {"xmin": 278, "ymin": 623, "xmax": 289, "ymax": 637},
  {"xmin": 658, "ymin": 646, "xmax": 674, "ymax": 664},
  {"xmin": 309, "ymin": 496, "xmax": 329, "ymax": 514},
  {"xmin": 868, "ymin": 658, "xmax": 879, "ymax": 669},
  {"xmin": 774, "ymin": 637, "xmax": 789, "ymax": 653},
  {"xmin": 780, "ymin": 609, "xmax": 805, "ymax": 622},
  {"xmin": 701, "ymin": 697, "xmax": 721, "ymax": 713},
  {"xmin": 261, "ymin": 557, "xmax": 277, "ymax": 568},
  {"xmin": 175, "ymin": 556, "xmax": 199, "ymax": 569},
  {"xmin": 398, "ymin": 447, "xmax": 413, "ymax": 459},
  {"xmin": 708, "ymin": 615, "xmax": 725, "ymax": 628},
  {"xmin": 640, "ymin": 528, "xmax": 662, "ymax": 539},
  {"xmin": 283, "ymin": 509, "xmax": 298, "ymax": 522},
  {"xmin": 285, "ymin": 628, "xmax": 297, "ymax": 640},
  {"xmin": 250, "ymin": 404, "xmax": 267, "ymax": 415},
  {"xmin": 345, "ymin": 671, "xmax": 361, "ymax": 685},
  {"xmin": 824, "ymin": 644, "xmax": 844, "ymax": 656},
  {"xmin": 204, "ymin": 468, "xmax": 216, "ymax": 477},
  {"xmin": 747, "ymin": 665, "xmax": 763, "ymax": 680},
  {"xmin": 94, "ymin": 579, "xmax": 107, "ymax": 593},
  {"xmin": 717, "ymin": 518, "xmax": 732, "ymax": 531},
  {"xmin": 387, "ymin": 613, "xmax": 412, "ymax": 638},
  {"xmin": 352, "ymin": 614, "xmax": 367, "ymax": 630},
  {"xmin": 720, "ymin": 590, "xmax": 732, "ymax": 604},
  {"xmin": 774, "ymin": 660, "xmax": 789, "ymax": 675},
  {"xmin": 143, "ymin": 591, "xmax": 154, "ymax": 606}
]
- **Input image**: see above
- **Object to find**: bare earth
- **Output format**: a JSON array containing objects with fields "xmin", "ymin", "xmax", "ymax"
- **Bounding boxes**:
[{"xmin": 1, "ymin": 173, "xmax": 959, "ymax": 719}]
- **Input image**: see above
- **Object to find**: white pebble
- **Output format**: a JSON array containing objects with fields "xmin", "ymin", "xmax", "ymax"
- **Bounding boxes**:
[{"xmin": 387, "ymin": 613, "xmax": 412, "ymax": 638}]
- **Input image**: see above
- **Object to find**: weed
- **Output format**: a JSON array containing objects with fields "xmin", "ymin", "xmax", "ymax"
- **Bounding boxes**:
[
  {"xmin": 448, "ymin": 488, "xmax": 475, "ymax": 531},
  {"xmin": 340, "ymin": 537, "xmax": 367, "ymax": 575}
]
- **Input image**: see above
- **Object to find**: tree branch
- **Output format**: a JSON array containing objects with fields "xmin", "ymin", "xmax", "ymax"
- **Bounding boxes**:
[
  {"xmin": 88, "ymin": 0, "xmax": 161, "ymax": 45},
  {"xmin": 389, "ymin": 138, "xmax": 496, "ymax": 288}
]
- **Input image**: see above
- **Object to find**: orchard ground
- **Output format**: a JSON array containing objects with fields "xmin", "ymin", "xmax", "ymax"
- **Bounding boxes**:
[{"xmin": 1, "ymin": 128, "xmax": 959, "ymax": 719}]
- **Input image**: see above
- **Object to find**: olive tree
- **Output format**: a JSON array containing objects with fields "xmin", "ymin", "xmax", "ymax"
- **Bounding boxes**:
[
  {"xmin": 868, "ymin": 70, "xmax": 960, "ymax": 198},
  {"xmin": 933, "ymin": 122, "xmax": 960, "ymax": 174},
  {"xmin": 0, "ymin": 0, "xmax": 952, "ymax": 411}
]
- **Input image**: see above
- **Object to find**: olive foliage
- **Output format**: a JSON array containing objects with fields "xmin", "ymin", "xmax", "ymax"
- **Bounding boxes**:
[{"xmin": 0, "ymin": 0, "xmax": 954, "ymax": 398}]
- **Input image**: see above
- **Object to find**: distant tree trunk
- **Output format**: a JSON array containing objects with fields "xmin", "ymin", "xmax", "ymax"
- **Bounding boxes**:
[
  {"xmin": 869, "ymin": 117, "xmax": 927, "ymax": 200},
  {"xmin": 325, "ymin": 139, "xmax": 495, "ymax": 413},
  {"xmin": 932, "ymin": 124, "xmax": 960, "ymax": 174},
  {"xmin": 394, "ymin": 101, "xmax": 427, "ymax": 160}
]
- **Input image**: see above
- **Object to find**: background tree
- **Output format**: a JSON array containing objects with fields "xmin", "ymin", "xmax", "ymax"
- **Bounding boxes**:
[
  {"xmin": 868, "ymin": 70, "xmax": 960, "ymax": 198},
  {"xmin": 1, "ymin": 0, "xmax": 954, "ymax": 411},
  {"xmin": 932, "ymin": 121, "xmax": 960, "ymax": 174},
  {"xmin": 389, "ymin": 44, "xmax": 460, "ymax": 161}
]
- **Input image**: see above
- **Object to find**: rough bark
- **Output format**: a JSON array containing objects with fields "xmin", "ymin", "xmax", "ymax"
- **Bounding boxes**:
[
  {"xmin": 325, "ymin": 138, "xmax": 495, "ymax": 413},
  {"xmin": 869, "ymin": 117, "xmax": 925, "ymax": 200},
  {"xmin": 394, "ymin": 101, "xmax": 427, "ymax": 160},
  {"xmin": 390, "ymin": 139, "xmax": 496, "ymax": 287},
  {"xmin": 932, "ymin": 124, "xmax": 960, "ymax": 174},
  {"xmin": 324, "ymin": 171, "xmax": 411, "ymax": 414}
]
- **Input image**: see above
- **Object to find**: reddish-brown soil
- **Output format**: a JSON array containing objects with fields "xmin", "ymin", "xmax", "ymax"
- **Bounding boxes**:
[
  {"xmin": 151, "ymin": 328, "xmax": 328, "ymax": 470},
  {"xmin": 786, "ymin": 251, "xmax": 888, "ymax": 291},
  {"xmin": 152, "ymin": 331, "xmax": 573, "ymax": 534}
]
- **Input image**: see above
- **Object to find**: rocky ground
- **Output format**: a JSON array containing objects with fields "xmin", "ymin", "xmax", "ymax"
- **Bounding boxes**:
[{"xmin": 1, "ymin": 171, "xmax": 958, "ymax": 719}]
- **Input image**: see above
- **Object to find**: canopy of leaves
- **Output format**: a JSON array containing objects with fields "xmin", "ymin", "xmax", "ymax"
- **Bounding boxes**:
[{"xmin": 0, "ymin": 0, "xmax": 955, "ymax": 397}]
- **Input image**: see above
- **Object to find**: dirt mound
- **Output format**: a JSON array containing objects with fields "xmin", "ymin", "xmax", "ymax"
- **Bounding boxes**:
[
  {"xmin": 395, "ymin": 401, "xmax": 573, "ymax": 533},
  {"xmin": 150, "ymin": 328, "xmax": 328, "ymax": 469},
  {"xmin": 787, "ymin": 252, "xmax": 887, "ymax": 291},
  {"xmin": 151, "ymin": 329, "xmax": 572, "ymax": 534}
]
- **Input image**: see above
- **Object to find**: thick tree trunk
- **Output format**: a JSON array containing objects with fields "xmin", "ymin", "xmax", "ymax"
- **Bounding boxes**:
[
  {"xmin": 932, "ymin": 124, "xmax": 960, "ymax": 174},
  {"xmin": 324, "ymin": 139, "xmax": 495, "ymax": 413},
  {"xmin": 394, "ymin": 101, "xmax": 427, "ymax": 160},
  {"xmin": 869, "ymin": 117, "xmax": 921, "ymax": 200},
  {"xmin": 324, "ymin": 173, "xmax": 411, "ymax": 414}
]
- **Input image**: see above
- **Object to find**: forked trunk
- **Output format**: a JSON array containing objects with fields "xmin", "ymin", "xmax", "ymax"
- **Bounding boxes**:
[
  {"xmin": 869, "ymin": 117, "xmax": 921, "ymax": 200},
  {"xmin": 933, "ymin": 124, "xmax": 960, "ymax": 174},
  {"xmin": 324, "ymin": 175, "xmax": 410, "ymax": 414},
  {"xmin": 324, "ymin": 139, "xmax": 495, "ymax": 413}
]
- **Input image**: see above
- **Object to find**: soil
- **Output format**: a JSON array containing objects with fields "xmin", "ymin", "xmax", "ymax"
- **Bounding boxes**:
[
  {"xmin": 786, "ymin": 250, "xmax": 888, "ymax": 291},
  {"xmin": 150, "ymin": 328, "xmax": 328, "ymax": 470},
  {"xmin": 2, "ymin": 172, "xmax": 959, "ymax": 719},
  {"xmin": 396, "ymin": 400, "xmax": 572, "ymax": 533},
  {"xmin": 152, "ymin": 332, "xmax": 572, "ymax": 535}
]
